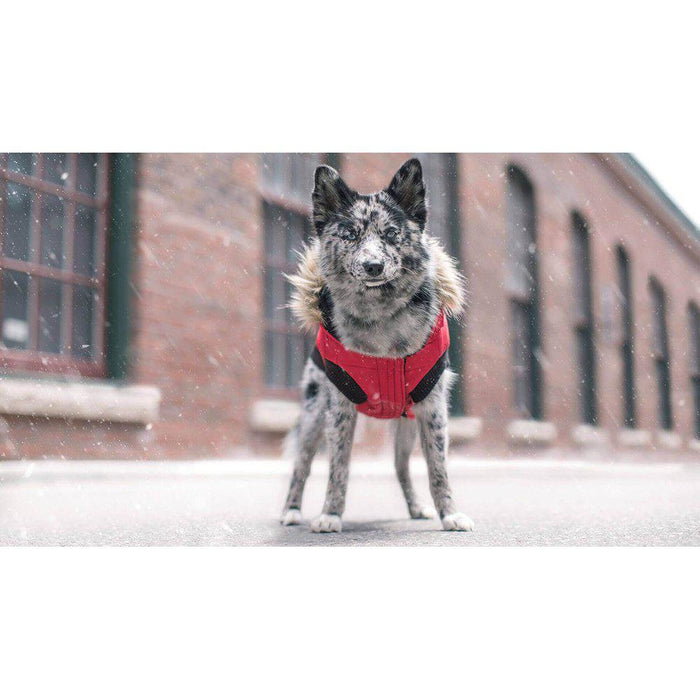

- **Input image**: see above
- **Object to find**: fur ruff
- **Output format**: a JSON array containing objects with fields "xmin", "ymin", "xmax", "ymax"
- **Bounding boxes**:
[{"xmin": 285, "ymin": 236, "xmax": 466, "ymax": 332}]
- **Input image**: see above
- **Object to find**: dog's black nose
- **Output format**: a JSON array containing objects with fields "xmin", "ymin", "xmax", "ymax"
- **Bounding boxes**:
[{"xmin": 363, "ymin": 261, "xmax": 385, "ymax": 277}]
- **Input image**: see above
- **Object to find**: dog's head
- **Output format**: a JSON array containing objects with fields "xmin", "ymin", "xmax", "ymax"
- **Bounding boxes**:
[{"xmin": 312, "ymin": 159, "xmax": 429, "ymax": 290}]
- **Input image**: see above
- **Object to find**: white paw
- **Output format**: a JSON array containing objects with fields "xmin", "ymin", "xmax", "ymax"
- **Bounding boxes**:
[
  {"xmin": 281, "ymin": 508, "xmax": 302, "ymax": 526},
  {"xmin": 310, "ymin": 513, "xmax": 342, "ymax": 533},
  {"xmin": 410, "ymin": 504, "xmax": 437, "ymax": 520},
  {"xmin": 441, "ymin": 512, "xmax": 474, "ymax": 531}
]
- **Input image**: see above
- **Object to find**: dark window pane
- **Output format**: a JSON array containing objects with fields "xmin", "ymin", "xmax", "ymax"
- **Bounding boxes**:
[
  {"xmin": 74, "ymin": 205, "xmax": 96, "ymax": 276},
  {"xmin": 263, "ymin": 265, "xmax": 286, "ymax": 322},
  {"xmin": 506, "ymin": 167, "xmax": 536, "ymax": 301},
  {"xmin": 571, "ymin": 213, "xmax": 593, "ymax": 324},
  {"xmin": 650, "ymin": 280, "xmax": 668, "ymax": 359},
  {"xmin": 512, "ymin": 300, "xmax": 532, "ymax": 417},
  {"xmin": 38, "ymin": 278, "xmax": 62, "ymax": 353},
  {"xmin": 72, "ymin": 285, "xmax": 95, "ymax": 359},
  {"xmin": 422, "ymin": 153, "xmax": 451, "ymax": 241},
  {"xmin": 649, "ymin": 279, "xmax": 672, "ymax": 430},
  {"xmin": 1, "ymin": 271, "xmax": 30, "ymax": 349},
  {"xmin": 690, "ymin": 304, "xmax": 700, "ymax": 376},
  {"xmin": 655, "ymin": 359, "xmax": 673, "ymax": 430},
  {"xmin": 286, "ymin": 333, "xmax": 305, "ymax": 387},
  {"xmin": 40, "ymin": 194, "xmax": 65, "ymax": 268},
  {"xmin": 3, "ymin": 182, "xmax": 32, "ymax": 260},
  {"xmin": 264, "ymin": 330, "xmax": 286, "ymax": 387},
  {"xmin": 571, "ymin": 213, "xmax": 596, "ymax": 424},
  {"xmin": 617, "ymin": 247, "xmax": 636, "ymax": 427},
  {"xmin": 77, "ymin": 153, "xmax": 98, "ymax": 196},
  {"xmin": 43, "ymin": 153, "xmax": 68, "ymax": 186},
  {"xmin": 263, "ymin": 202, "xmax": 287, "ymax": 261},
  {"xmin": 7, "ymin": 153, "xmax": 36, "ymax": 176},
  {"xmin": 261, "ymin": 154, "xmax": 320, "ymax": 201},
  {"xmin": 286, "ymin": 210, "xmax": 307, "ymax": 264},
  {"xmin": 575, "ymin": 327, "xmax": 597, "ymax": 425}
]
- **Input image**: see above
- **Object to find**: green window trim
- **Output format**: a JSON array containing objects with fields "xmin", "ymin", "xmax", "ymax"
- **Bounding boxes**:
[{"xmin": 106, "ymin": 153, "xmax": 136, "ymax": 381}]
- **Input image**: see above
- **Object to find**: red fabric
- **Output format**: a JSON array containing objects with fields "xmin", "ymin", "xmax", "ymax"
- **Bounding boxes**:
[{"xmin": 315, "ymin": 312, "xmax": 450, "ymax": 419}]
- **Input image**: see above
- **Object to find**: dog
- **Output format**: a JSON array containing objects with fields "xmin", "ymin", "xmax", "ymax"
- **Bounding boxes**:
[{"xmin": 280, "ymin": 158, "xmax": 474, "ymax": 533}]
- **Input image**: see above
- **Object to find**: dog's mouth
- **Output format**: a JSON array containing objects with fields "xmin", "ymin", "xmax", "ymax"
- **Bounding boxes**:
[{"xmin": 363, "ymin": 279, "xmax": 389, "ymax": 288}]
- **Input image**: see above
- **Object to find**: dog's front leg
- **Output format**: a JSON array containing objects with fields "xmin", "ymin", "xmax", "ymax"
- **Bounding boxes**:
[
  {"xmin": 310, "ymin": 389, "xmax": 357, "ymax": 533},
  {"xmin": 414, "ymin": 377, "xmax": 474, "ymax": 532}
]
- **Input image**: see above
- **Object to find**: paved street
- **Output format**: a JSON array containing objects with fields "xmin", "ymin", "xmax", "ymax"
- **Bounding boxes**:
[{"xmin": 1, "ymin": 458, "xmax": 699, "ymax": 545}]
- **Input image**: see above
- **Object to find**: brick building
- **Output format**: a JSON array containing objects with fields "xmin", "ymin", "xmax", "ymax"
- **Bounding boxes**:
[{"xmin": 0, "ymin": 153, "xmax": 698, "ymax": 460}]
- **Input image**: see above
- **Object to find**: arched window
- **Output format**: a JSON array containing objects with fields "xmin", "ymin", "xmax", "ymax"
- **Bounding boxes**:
[
  {"xmin": 506, "ymin": 165, "xmax": 542, "ymax": 419},
  {"xmin": 688, "ymin": 302, "xmax": 699, "ymax": 438},
  {"xmin": 649, "ymin": 277, "xmax": 673, "ymax": 430},
  {"xmin": 616, "ymin": 246, "xmax": 636, "ymax": 428},
  {"xmin": 571, "ymin": 212, "xmax": 597, "ymax": 425}
]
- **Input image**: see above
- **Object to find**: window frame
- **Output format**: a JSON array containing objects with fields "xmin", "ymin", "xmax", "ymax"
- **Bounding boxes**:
[
  {"xmin": 0, "ymin": 153, "xmax": 110, "ymax": 378},
  {"xmin": 570, "ymin": 211, "xmax": 598, "ymax": 425},
  {"xmin": 689, "ymin": 301, "xmax": 700, "ymax": 439},
  {"xmin": 260, "ymin": 154, "xmax": 336, "ymax": 397},
  {"xmin": 649, "ymin": 276, "xmax": 673, "ymax": 431},
  {"xmin": 616, "ymin": 245, "xmax": 637, "ymax": 428},
  {"xmin": 506, "ymin": 164, "xmax": 543, "ymax": 421}
]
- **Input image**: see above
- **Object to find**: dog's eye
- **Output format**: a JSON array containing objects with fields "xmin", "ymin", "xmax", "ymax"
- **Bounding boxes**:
[
  {"xmin": 344, "ymin": 231, "xmax": 358, "ymax": 241},
  {"xmin": 386, "ymin": 229, "xmax": 398, "ymax": 242}
]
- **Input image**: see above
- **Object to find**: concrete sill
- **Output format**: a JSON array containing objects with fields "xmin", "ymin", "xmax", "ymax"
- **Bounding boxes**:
[
  {"xmin": 689, "ymin": 439, "xmax": 700, "ymax": 452},
  {"xmin": 657, "ymin": 431, "xmax": 682, "ymax": 450},
  {"xmin": 617, "ymin": 429, "xmax": 652, "ymax": 448},
  {"xmin": 507, "ymin": 420, "xmax": 557, "ymax": 446},
  {"xmin": 449, "ymin": 416, "xmax": 483, "ymax": 444},
  {"xmin": 250, "ymin": 399, "xmax": 299, "ymax": 433},
  {"xmin": 571, "ymin": 424, "xmax": 609, "ymax": 447},
  {"xmin": 0, "ymin": 377, "xmax": 160, "ymax": 425}
]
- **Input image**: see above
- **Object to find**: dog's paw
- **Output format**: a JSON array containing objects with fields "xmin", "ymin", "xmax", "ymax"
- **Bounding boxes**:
[
  {"xmin": 409, "ymin": 504, "xmax": 437, "ymax": 520},
  {"xmin": 441, "ymin": 512, "xmax": 474, "ymax": 531},
  {"xmin": 310, "ymin": 513, "xmax": 342, "ymax": 533},
  {"xmin": 281, "ymin": 508, "xmax": 302, "ymax": 526}
]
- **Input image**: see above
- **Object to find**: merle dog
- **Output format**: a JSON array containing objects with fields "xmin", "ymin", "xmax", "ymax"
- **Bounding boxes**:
[{"xmin": 281, "ymin": 158, "xmax": 473, "ymax": 533}]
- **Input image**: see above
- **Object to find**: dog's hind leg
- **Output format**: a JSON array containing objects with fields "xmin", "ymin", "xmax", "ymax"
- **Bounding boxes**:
[
  {"xmin": 413, "ymin": 372, "xmax": 474, "ymax": 532},
  {"xmin": 281, "ymin": 364, "xmax": 326, "ymax": 525},
  {"xmin": 394, "ymin": 418, "xmax": 437, "ymax": 519}
]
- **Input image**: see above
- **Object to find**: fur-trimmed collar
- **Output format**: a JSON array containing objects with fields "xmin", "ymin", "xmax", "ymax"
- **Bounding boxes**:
[{"xmin": 286, "ymin": 235, "xmax": 466, "ymax": 332}]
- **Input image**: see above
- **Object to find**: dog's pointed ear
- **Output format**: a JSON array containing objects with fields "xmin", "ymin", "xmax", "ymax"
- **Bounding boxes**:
[
  {"xmin": 386, "ymin": 158, "xmax": 427, "ymax": 227},
  {"xmin": 312, "ymin": 165, "xmax": 355, "ymax": 235}
]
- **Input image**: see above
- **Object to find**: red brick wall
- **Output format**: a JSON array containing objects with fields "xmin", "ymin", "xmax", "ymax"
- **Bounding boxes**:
[
  {"xmin": 461, "ymin": 154, "xmax": 700, "ymax": 453},
  {"xmin": 3, "ymin": 153, "xmax": 698, "ymax": 460},
  {"xmin": 131, "ymin": 154, "xmax": 263, "ymax": 457}
]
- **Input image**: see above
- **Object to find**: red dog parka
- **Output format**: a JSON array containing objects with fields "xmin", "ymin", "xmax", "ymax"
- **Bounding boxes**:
[{"xmin": 311, "ymin": 310, "xmax": 450, "ymax": 420}]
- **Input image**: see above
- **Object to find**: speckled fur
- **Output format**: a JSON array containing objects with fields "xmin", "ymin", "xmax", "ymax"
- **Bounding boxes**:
[{"xmin": 281, "ymin": 159, "xmax": 473, "ymax": 533}]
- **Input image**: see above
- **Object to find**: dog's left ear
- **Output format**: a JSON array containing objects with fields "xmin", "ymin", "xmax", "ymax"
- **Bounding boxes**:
[{"xmin": 387, "ymin": 158, "xmax": 427, "ymax": 227}]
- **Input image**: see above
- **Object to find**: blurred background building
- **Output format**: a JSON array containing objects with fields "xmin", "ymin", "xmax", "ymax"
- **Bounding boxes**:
[{"xmin": 0, "ymin": 153, "xmax": 698, "ymax": 460}]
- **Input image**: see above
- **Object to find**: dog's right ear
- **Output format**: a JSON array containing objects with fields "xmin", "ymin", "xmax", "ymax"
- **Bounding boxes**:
[{"xmin": 312, "ymin": 166, "xmax": 355, "ymax": 235}]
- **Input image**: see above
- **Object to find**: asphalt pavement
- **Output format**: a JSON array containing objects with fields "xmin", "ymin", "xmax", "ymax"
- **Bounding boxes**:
[{"xmin": 1, "ymin": 458, "xmax": 699, "ymax": 545}]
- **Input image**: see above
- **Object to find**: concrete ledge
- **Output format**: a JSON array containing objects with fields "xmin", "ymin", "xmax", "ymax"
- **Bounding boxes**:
[
  {"xmin": 0, "ymin": 377, "xmax": 160, "ymax": 424},
  {"xmin": 618, "ymin": 429, "xmax": 652, "ymax": 448},
  {"xmin": 507, "ymin": 420, "xmax": 557, "ymax": 446},
  {"xmin": 571, "ymin": 424, "xmax": 609, "ymax": 447},
  {"xmin": 657, "ymin": 431, "xmax": 682, "ymax": 450},
  {"xmin": 689, "ymin": 439, "xmax": 700, "ymax": 452},
  {"xmin": 250, "ymin": 399, "xmax": 299, "ymax": 433},
  {"xmin": 449, "ymin": 416, "xmax": 483, "ymax": 444}
]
